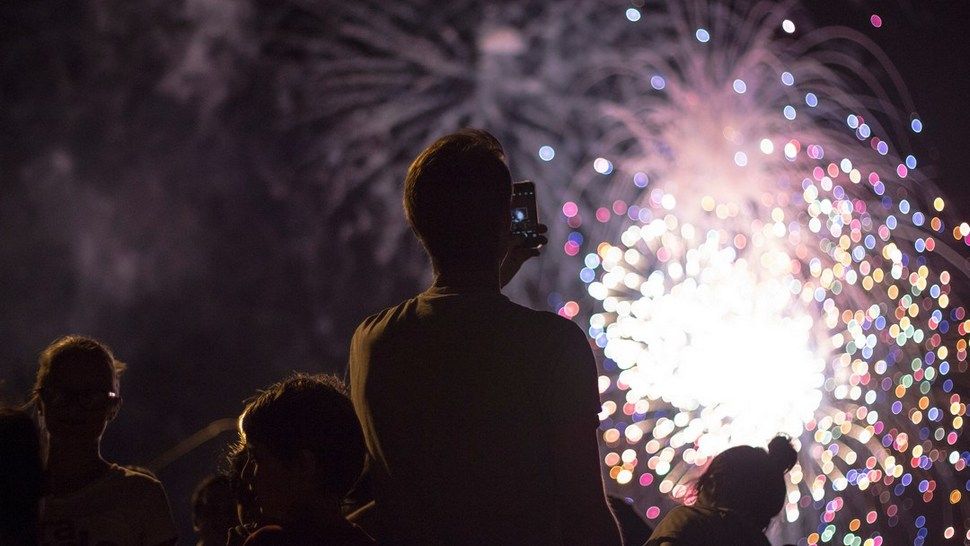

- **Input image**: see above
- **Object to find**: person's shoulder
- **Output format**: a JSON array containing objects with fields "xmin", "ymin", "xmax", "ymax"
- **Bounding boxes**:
[
  {"xmin": 646, "ymin": 505, "xmax": 703, "ymax": 544},
  {"xmin": 107, "ymin": 464, "xmax": 170, "ymax": 504},
  {"xmin": 506, "ymin": 300, "xmax": 580, "ymax": 332},
  {"xmin": 351, "ymin": 298, "xmax": 419, "ymax": 343}
]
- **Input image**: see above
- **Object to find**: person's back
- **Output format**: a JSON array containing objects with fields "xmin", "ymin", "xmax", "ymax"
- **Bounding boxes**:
[
  {"xmin": 350, "ymin": 129, "xmax": 619, "ymax": 545},
  {"xmin": 352, "ymin": 286, "xmax": 599, "ymax": 543}
]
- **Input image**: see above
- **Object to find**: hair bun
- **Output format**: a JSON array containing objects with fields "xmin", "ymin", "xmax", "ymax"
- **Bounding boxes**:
[{"xmin": 767, "ymin": 435, "xmax": 797, "ymax": 472}]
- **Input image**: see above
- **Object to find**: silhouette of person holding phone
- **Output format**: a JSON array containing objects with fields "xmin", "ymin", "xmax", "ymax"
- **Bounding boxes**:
[{"xmin": 349, "ymin": 129, "xmax": 621, "ymax": 545}]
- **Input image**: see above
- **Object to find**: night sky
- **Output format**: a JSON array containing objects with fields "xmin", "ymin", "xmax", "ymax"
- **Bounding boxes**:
[
  {"xmin": 2, "ymin": 1, "xmax": 969, "ymax": 541},
  {"xmin": 810, "ymin": 1, "xmax": 970, "ymax": 210}
]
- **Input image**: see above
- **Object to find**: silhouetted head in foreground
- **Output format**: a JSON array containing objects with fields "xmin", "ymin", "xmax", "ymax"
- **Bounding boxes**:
[
  {"xmin": 238, "ymin": 373, "xmax": 366, "ymax": 523},
  {"xmin": 404, "ymin": 128, "xmax": 512, "ymax": 275},
  {"xmin": 33, "ymin": 335, "xmax": 125, "ymax": 448},
  {"xmin": 192, "ymin": 474, "xmax": 237, "ymax": 546},
  {"xmin": 693, "ymin": 435, "xmax": 798, "ymax": 531},
  {"xmin": 0, "ymin": 406, "xmax": 43, "ymax": 545}
]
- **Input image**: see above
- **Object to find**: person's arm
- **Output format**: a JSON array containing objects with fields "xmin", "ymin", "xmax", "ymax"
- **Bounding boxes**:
[{"xmin": 548, "ymin": 323, "xmax": 622, "ymax": 546}]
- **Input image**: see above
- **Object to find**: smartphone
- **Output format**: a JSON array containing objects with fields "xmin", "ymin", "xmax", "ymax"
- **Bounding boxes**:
[{"xmin": 511, "ymin": 181, "xmax": 540, "ymax": 245}]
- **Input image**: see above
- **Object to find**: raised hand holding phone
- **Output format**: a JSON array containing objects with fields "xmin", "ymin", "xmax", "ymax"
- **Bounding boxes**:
[{"xmin": 501, "ymin": 181, "xmax": 548, "ymax": 287}]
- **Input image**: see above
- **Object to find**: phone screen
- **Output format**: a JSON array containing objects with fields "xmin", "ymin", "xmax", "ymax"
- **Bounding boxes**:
[{"xmin": 511, "ymin": 181, "xmax": 539, "ymax": 242}]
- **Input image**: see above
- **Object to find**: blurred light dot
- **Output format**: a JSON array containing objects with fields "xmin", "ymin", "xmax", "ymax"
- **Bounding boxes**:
[
  {"xmin": 625, "ymin": 8, "xmax": 641, "ymax": 22},
  {"xmin": 784, "ymin": 141, "xmax": 798, "ymax": 159},
  {"xmin": 781, "ymin": 71, "xmax": 795, "ymax": 86},
  {"xmin": 645, "ymin": 506, "xmax": 661, "ymax": 520},
  {"xmin": 633, "ymin": 172, "xmax": 649, "ymax": 188},
  {"xmin": 562, "ymin": 201, "xmax": 579, "ymax": 218},
  {"xmin": 782, "ymin": 19, "xmax": 795, "ymax": 33},
  {"xmin": 732, "ymin": 79, "xmax": 747, "ymax": 94},
  {"xmin": 660, "ymin": 193, "xmax": 676, "ymax": 210},
  {"xmin": 734, "ymin": 151, "xmax": 748, "ymax": 167},
  {"xmin": 538, "ymin": 145, "xmax": 555, "ymax": 161},
  {"xmin": 911, "ymin": 118, "xmax": 923, "ymax": 133},
  {"xmin": 905, "ymin": 155, "xmax": 917, "ymax": 169},
  {"xmin": 871, "ymin": 14, "xmax": 883, "ymax": 28},
  {"xmin": 805, "ymin": 92, "xmax": 818, "ymax": 107},
  {"xmin": 760, "ymin": 138, "xmax": 774, "ymax": 154},
  {"xmin": 593, "ymin": 157, "xmax": 614, "ymax": 174},
  {"xmin": 847, "ymin": 114, "xmax": 860, "ymax": 129},
  {"xmin": 784, "ymin": 105, "xmax": 797, "ymax": 120},
  {"xmin": 651, "ymin": 75, "xmax": 666, "ymax": 90},
  {"xmin": 695, "ymin": 28, "xmax": 710, "ymax": 42}
]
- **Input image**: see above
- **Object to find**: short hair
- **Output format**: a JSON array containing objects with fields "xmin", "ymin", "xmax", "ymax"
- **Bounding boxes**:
[
  {"xmin": 693, "ymin": 436, "xmax": 797, "ymax": 530},
  {"xmin": 403, "ymin": 129, "xmax": 512, "ymax": 264},
  {"xmin": 34, "ymin": 335, "xmax": 126, "ymax": 396},
  {"xmin": 239, "ymin": 373, "xmax": 365, "ymax": 498}
]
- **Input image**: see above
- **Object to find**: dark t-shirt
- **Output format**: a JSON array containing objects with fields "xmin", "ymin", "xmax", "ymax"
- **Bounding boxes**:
[
  {"xmin": 349, "ymin": 285, "xmax": 601, "ymax": 545},
  {"xmin": 645, "ymin": 505, "xmax": 771, "ymax": 546}
]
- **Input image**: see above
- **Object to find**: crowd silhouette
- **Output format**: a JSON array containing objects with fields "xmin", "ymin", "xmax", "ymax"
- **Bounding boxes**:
[{"xmin": 1, "ymin": 130, "xmax": 799, "ymax": 546}]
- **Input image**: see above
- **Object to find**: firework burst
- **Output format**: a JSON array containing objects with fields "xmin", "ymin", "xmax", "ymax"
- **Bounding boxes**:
[
  {"xmin": 565, "ymin": 2, "xmax": 969, "ymax": 545},
  {"xmin": 279, "ymin": 1, "xmax": 969, "ymax": 543}
]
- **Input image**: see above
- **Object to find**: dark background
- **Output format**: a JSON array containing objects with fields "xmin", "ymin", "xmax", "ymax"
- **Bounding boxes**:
[
  {"xmin": 1, "ymin": 0, "xmax": 968, "ymax": 541},
  {"xmin": 814, "ymin": 1, "xmax": 970, "ymax": 211}
]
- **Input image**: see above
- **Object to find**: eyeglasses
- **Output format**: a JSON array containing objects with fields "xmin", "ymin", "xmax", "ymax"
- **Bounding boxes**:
[{"xmin": 37, "ymin": 388, "xmax": 119, "ymax": 410}]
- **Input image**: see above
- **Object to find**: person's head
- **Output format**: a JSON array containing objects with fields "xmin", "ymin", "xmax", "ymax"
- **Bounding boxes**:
[
  {"xmin": 33, "ymin": 335, "xmax": 125, "ymax": 444},
  {"xmin": 192, "ymin": 474, "xmax": 238, "ymax": 546},
  {"xmin": 404, "ymin": 128, "xmax": 512, "ymax": 272},
  {"xmin": 0, "ymin": 406, "xmax": 43, "ymax": 544},
  {"xmin": 693, "ymin": 436, "xmax": 798, "ymax": 531},
  {"xmin": 238, "ymin": 373, "xmax": 365, "ymax": 522}
]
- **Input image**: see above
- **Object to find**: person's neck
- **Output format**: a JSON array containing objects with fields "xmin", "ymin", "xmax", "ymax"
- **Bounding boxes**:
[
  {"xmin": 432, "ymin": 264, "xmax": 501, "ymax": 292},
  {"xmin": 45, "ymin": 436, "xmax": 110, "ymax": 495}
]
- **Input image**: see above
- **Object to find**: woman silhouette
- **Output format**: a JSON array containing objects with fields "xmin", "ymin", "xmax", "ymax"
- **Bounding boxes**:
[{"xmin": 645, "ymin": 436, "xmax": 798, "ymax": 546}]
